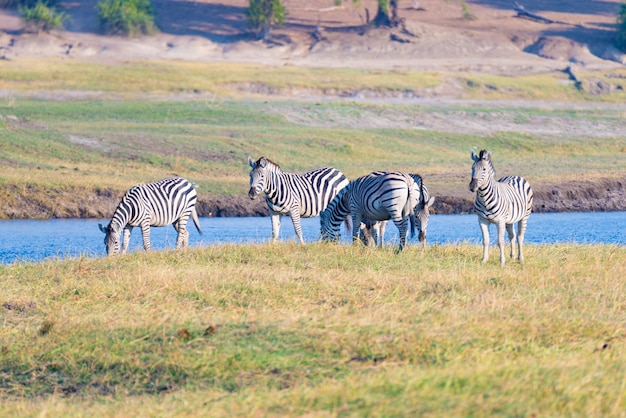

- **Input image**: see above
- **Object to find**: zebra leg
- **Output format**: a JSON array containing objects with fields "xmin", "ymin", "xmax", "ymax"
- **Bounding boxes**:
[
  {"xmin": 351, "ymin": 212, "xmax": 363, "ymax": 244},
  {"xmin": 379, "ymin": 221, "xmax": 387, "ymax": 247},
  {"xmin": 121, "ymin": 226, "xmax": 133, "ymax": 254},
  {"xmin": 140, "ymin": 222, "xmax": 152, "ymax": 252},
  {"xmin": 289, "ymin": 209, "xmax": 305, "ymax": 244},
  {"xmin": 478, "ymin": 218, "xmax": 490, "ymax": 263},
  {"xmin": 506, "ymin": 223, "xmax": 516, "ymax": 259},
  {"xmin": 270, "ymin": 213, "xmax": 281, "ymax": 243},
  {"xmin": 392, "ymin": 217, "xmax": 408, "ymax": 251},
  {"xmin": 517, "ymin": 218, "xmax": 528, "ymax": 263},
  {"xmin": 496, "ymin": 221, "xmax": 507, "ymax": 267},
  {"xmin": 175, "ymin": 219, "xmax": 190, "ymax": 249}
]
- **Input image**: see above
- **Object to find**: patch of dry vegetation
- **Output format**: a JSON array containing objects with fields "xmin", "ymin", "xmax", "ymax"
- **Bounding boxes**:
[{"xmin": 1, "ymin": 243, "xmax": 625, "ymax": 415}]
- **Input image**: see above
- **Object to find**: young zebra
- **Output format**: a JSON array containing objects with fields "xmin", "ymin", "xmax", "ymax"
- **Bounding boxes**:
[
  {"xmin": 321, "ymin": 171, "xmax": 419, "ymax": 251},
  {"xmin": 360, "ymin": 173, "xmax": 435, "ymax": 248},
  {"xmin": 99, "ymin": 177, "xmax": 202, "ymax": 256},
  {"xmin": 469, "ymin": 150, "xmax": 533, "ymax": 266},
  {"xmin": 248, "ymin": 156, "xmax": 349, "ymax": 243}
]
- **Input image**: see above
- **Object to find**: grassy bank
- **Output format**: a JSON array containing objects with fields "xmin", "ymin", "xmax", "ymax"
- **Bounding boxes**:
[
  {"xmin": 1, "ymin": 243, "xmax": 625, "ymax": 415},
  {"xmin": 1, "ymin": 95, "xmax": 625, "ymax": 218}
]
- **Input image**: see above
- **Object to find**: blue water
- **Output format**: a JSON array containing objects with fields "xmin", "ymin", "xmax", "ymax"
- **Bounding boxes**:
[{"xmin": 0, "ymin": 212, "xmax": 624, "ymax": 264}]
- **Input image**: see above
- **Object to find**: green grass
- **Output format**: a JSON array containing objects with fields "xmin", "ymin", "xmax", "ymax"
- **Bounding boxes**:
[
  {"xmin": 1, "ymin": 98, "xmax": 625, "ymax": 204},
  {"xmin": 1, "ymin": 243, "xmax": 625, "ymax": 415}
]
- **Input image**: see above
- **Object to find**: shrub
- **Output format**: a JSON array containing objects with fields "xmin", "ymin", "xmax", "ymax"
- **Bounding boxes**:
[
  {"xmin": 19, "ymin": 0, "xmax": 66, "ymax": 33},
  {"xmin": 96, "ymin": 0, "xmax": 156, "ymax": 37},
  {"xmin": 617, "ymin": 2, "xmax": 626, "ymax": 52},
  {"xmin": 246, "ymin": 0, "xmax": 285, "ymax": 40},
  {"xmin": 1, "ymin": 0, "xmax": 57, "ymax": 8}
]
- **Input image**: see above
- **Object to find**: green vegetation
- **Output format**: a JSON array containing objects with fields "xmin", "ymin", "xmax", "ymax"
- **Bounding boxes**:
[
  {"xmin": 97, "ymin": 0, "xmax": 156, "ymax": 37},
  {"xmin": 0, "ymin": 60, "xmax": 624, "ymax": 218},
  {"xmin": 617, "ymin": 1, "xmax": 626, "ymax": 52},
  {"xmin": 19, "ymin": 0, "xmax": 66, "ymax": 33},
  {"xmin": 246, "ymin": 0, "xmax": 285, "ymax": 40},
  {"xmin": 1, "ymin": 243, "xmax": 625, "ymax": 415}
]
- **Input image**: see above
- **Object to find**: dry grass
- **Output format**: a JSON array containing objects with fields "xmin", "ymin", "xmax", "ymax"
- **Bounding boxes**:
[{"xmin": 1, "ymin": 243, "xmax": 625, "ymax": 416}]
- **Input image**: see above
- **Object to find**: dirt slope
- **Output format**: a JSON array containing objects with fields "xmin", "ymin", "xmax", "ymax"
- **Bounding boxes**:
[{"xmin": 1, "ymin": 0, "xmax": 625, "ymax": 73}]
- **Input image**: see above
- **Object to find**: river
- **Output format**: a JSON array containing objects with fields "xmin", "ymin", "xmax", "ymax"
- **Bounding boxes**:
[{"xmin": 0, "ymin": 212, "xmax": 624, "ymax": 265}]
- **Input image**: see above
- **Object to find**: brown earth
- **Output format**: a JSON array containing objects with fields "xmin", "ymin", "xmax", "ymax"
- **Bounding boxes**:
[{"xmin": 0, "ymin": 0, "xmax": 625, "ymax": 218}]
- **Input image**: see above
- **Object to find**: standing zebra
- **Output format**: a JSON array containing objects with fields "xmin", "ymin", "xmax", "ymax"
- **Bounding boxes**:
[
  {"xmin": 469, "ymin": 150, "xmax": 533, "ymax": 266},
  {"xmin": 248, "ymin": 156, "xmax": 349, "ymax": 243},
  {"xmin": 321, "ymin": 171, "xmax": 419, "ymax": 251},
  {"xmin": 360, "ymin": 173, "xmax": 435, "ymax": 248},
  {"xmin": 99, "ymin": 177, "xmax": 202, "ymax": 256}
]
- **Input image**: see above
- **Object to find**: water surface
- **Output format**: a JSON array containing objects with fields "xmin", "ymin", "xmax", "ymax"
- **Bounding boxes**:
[{"xmin": 0, "ymin": 212, "xmax": 623, "ymax": 264}]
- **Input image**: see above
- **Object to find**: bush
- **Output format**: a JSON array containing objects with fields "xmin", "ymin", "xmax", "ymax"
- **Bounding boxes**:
[
  {"xmin": 246, "ymin": 0, "xmax": 285, "ymax": 40},
  {"xmin": 19, "ymin": 0, "xmax": 66, "ymax": 33},
  {"xmin": 96, "ymin": 0, "xmax": 156, "ymax": 37},
  {"xmin": 617, "ymin": 2, "xmax": 626, "ymax": 52},
  {"xmin": 1, "ymin": 0, "xmax": 57, "ymax": 8}
]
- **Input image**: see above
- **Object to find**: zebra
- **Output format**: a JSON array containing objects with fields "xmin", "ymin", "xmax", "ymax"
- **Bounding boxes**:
[
  {"xmin": 321, "ymin": 171, "xmax": 419, "ymax": 251},
  {"xmin": 360, "ymin": 173, "xmax": 435, "ymax": 248},
  {"xmin": 469, "ymin": 150, "xmax": 533, "ymax": 266},
  {"xmin": 99, "ymin": 177, "xmax": 202, "ymax": 256},
  {"xmin": 248, "ymin": 156, "xmax": 349, "ymax": 243}
]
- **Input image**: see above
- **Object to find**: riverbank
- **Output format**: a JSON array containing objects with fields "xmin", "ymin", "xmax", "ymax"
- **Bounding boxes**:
[{"xmin": 0, "ymin": 177, "xmax": 623, "ymax": 220}]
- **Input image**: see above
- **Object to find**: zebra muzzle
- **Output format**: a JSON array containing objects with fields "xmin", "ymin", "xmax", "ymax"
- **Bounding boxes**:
[
  {"xmin": 469, "ymin": 180, "xmax": 478, "ymax": 192},
  {"xmin": 248, "ymin": 188, "xmax": 257, "ymax": 199}
]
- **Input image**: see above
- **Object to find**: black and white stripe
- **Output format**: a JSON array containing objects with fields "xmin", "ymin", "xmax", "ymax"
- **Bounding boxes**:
[
  {"xmin": 99, "ymin": 177, "xmax": 201, "ymax": 255},
  {"xmin": 321, "ymin": 171, "xmax": 419, "ymax": 251},
  {"xmin": 469, "ymin": 150, "xmax": 533, "ymax": 266},
  {"xmin": 360, "ymin": 173, "xmax": 435, "ymax": 248},
  {"xmin": 248, "ymin": 156, "xmax": 349, "ymax": 243}
]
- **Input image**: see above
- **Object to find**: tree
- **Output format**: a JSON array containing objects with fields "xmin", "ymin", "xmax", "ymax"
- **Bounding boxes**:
[
  {"xmin": 246, "ymin": 0, "xmax": 286, "ymax": 40},
  {"xmin": 372, "ymin": 0, "xmax": 400, "ymax": 27},
  {"xmin": 616, "ymin": 1, "xmax": 626, "ymax": 53}
]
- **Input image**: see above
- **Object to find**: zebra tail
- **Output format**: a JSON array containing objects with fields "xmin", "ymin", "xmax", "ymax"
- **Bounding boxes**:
[
  {"xmin": 191, "ymin": 206, "xmax": 202, "ymax": 234},
  {"xmin": 404, "ymin": 185, "xmax": 416, "ymax": 239}
]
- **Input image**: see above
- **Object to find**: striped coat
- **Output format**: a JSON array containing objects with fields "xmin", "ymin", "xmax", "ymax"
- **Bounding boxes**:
[
  {"xmin": 321, "ymin": 171, "xmax": 419, "ymax": 251},
  {"xmin": 469, "ymin": 150, "xmax": 533, "ymax": 266},
  {"xmin": 248, "ymin": 156, "xmax": 349, "ymax": 243},
  {"xmin": 99, "ymin": 177, "xmax": 201, "ymax": 255}
]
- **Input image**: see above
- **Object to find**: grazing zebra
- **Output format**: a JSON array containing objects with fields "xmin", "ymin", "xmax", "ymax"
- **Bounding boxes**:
[
  {"xmin": 321, "ymin": 171, "xmax": 419, "ymax": 251},
  {"xmin": 99, "ymin": 177, "xmax": 202, "ymax": 256},
  {"xmin": 360, "ymin": 173, "xmax": 435, "ymax": 248},
  {"xmin": 248, "ymin": 156, "xmax": 349, "ymax": 243},
  {"xmin": 469, "ymin": 150, "xmax": 533, "ymax": 266}
]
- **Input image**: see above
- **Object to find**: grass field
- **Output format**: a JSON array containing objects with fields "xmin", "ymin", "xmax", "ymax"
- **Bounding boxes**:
[
  {"xmin": 1, "ymin": 243, "xmax": 626, "ymax": 416},
  {"xmin": 0, "ymin": 59, "xmax": 625, "ymax": 415}
]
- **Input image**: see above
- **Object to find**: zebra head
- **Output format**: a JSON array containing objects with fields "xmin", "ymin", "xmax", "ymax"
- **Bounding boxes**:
[
  {"xmin": 469, "ymin": 150, "xmax": 494, "ymax": 192},
  {"xmin": 415, "ymin": 195, "xmax": 436, "ymax": 246},
  {"xmin": 320, "ymin": 187, "xmax": 351, "ymax": 242},
  {"xmin": 99, "ymin": 222, "xmax": 122, "ymax": 256},
  {"xmin": 248, "ymin": 156, "xmax": 277, "ymax": 199}
]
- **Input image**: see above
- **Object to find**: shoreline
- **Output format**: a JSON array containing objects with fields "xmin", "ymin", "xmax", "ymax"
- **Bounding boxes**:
[{"xmin": 0, "ymin": 177, "xmax": 624, "ymax": 220}]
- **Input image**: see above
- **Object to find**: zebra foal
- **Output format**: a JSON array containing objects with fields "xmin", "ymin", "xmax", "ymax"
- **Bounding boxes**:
[
  {"xmin": 321, "ymin": 171, "xmax": 419, "ymax": 251},
  {"xmin": 248, "ymin": 156, "xmax": 349, "ymax": 243},
  {"xmin": 99, "ymin": 177, "xmax": 202, "ymax": 256},
  {"xmin": 469, "ymin": 150, "xmax": 533, "ymax": 266}
]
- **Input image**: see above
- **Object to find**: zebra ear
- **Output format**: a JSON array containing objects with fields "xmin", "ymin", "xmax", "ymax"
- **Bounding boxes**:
[
  {"xmin": 481, "ymin": 150, "xmax": 492, "ymax": 161},
  {"xmin": 99, "ymin": 223, "xmax": 108, "ymax": 234},
  {"xmin": 259, "ymin": 157, "xmax": 267, "ymax": 168},
  {"xmin": 248, "ymin": 156, "xmax": 255, "ymax": 167},
  {"xmin": 471, "ymin": 150, "xmax": 479, "ymax": 162}
]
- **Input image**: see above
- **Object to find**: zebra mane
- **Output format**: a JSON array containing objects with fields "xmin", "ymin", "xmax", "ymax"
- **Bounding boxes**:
[{"xmin": 256, "ymin": 157, "xmax": 281, "ymax": 170}]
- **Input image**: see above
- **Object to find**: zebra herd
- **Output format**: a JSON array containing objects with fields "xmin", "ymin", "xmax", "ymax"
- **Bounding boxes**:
[{"xmin": 99, "ymin": 150, "xmax": 533, "ymax": 266}]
